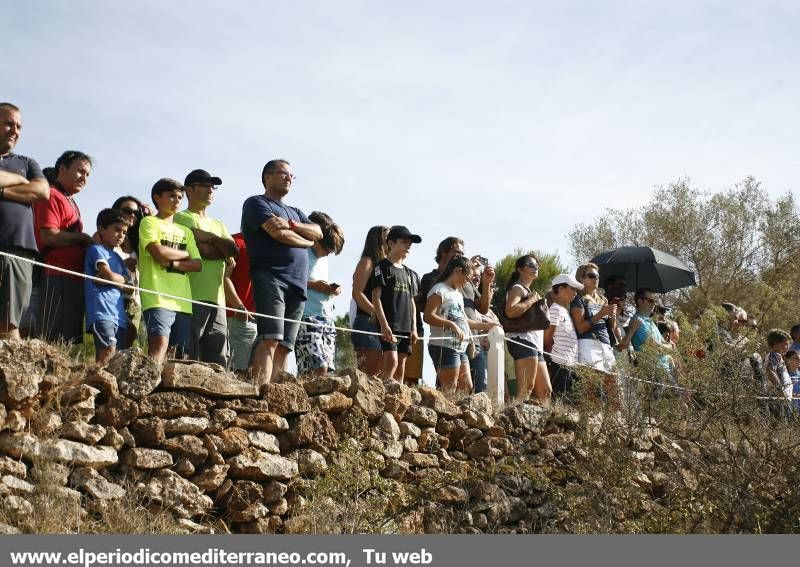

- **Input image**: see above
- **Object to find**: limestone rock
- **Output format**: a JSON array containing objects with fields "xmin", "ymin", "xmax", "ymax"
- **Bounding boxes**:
[
  {"xmin": 220, "ymin": 479, "xmax": 263, "ymax": 510},
  {"xmin": 61, "ymin": 420, "xmax": 107, "ymax": 445},
  {"xmin": 95, "ymin": 396, "xmax": 139, "ymax": 428},
  {"xmin": 384, "ymin": 380, "xmax": 414, "ymax": 422},
  {"xmin": 377, "ymin": 412, "xmax": 401, "ymax": 441},
  {"xmin": 269, "ymin": 498, "xmax": 288, "ymax": 515},
  {"xmin": 1, "ymin": 474, "xmax": 34, "ymax": 493},
  {"xmin": 399, "ymin": 421, "xmax": 422, "ymax": 438},
  {"xmin": 293, "ymin": 448, "xmax": 328, "ymax": 475},
  {"xmin": 138, "ymin": 391, "xmax": 213, "ymax": 419},
  {"xmin": 5, "ymin": 410, "xmax": 26, "ymax": 432},
  {"xmin": 404, "ymin": 406, "xmax": 438, "ymax": 428},
  {"xmin": 230, "ymin": 503, "xmax": 270, "ymax": 523},
  {"xmin": 263, "ymin": 383, "xmax": 311, "ymax": 416},
  {"xmin": 434, "ymin": 485, "xmax": 468, "ymax": 503},
  {"xmin": 382, "ymin": 459, "xmax": 412, "ymax": 480},
  {"xmin": 0, "ymin": 522, "xmax": 21, "ymax": 534},
  {"xmin": 465, "ymin": 437, "xmax": 512, "ymax": 459},
  {"xmin": 309, "ymin": 392, "xmax": 352, "ymax": 414},
  {"xmin": 31, "ymin": 411, "xmax": 62, "ymax": 436},
  {"xmin": 227, "ymin": 447, "xmax": 298, "ymax": 481},
  {"xmin": 130, "ymin": 417, "xmax": 165, "ymax": 447},
  {"xmin": 174, "ymin": 458, "xmax": 195, "ymax": 477},
  {"xmin": 402, "ymin": 452, "xmax": 439, "ymax": 467},
  {"xmin": 381, "ymin": 439, "xmax": 403, "ymax": 459},
  {"xmin": 136, "ymin": 469, "xmax": 213, "ymax": 519},
  {"xmin": 233, "ymin": 413, "xmax": 289, "ymax": 432},
  {"xmin": 60, "ymin": 383, "xmax": 100, "ymax": 405},
  {"xmin": 70, "ymin": 467, "xmax": 125, "ymax": 500},
  {"xmin": 217, "ymin": 427, "xmax": 249, "ymax": 456},
  {"xmin": 163, "ymin": 416, "xmax": 210, "ymax": 436},
  {"xmin": 218, "ymin": 399, "xmax": 270, "ymax": 413},
  {"xmin": 191, "ymin": 463, "xmax": 229, "ymax": 492},
  {"xmin": 0, "ymin": 432, "xmax": 117, "ymax": 468},
  {"xmin": 2, "ymin": 494, "xmax": 32, "ymax": 525},
  {"xmin": 301, "ymin": 374, "xmax": 351, "ymax": 396},
  {"xmin": 161, "ymin": 361, "xmax": 258, "ymax": 397},
  {"xmin": 418, "ymin": 386, "xmax": 460, "ymax": 417},
  {"xmin": 343, "ymin": 368, "xmax": 385, "ymax": 420},
  {"xmin": 162, "ymin": 434, "xmax": 208, "ymax": 466},
  {"xmin": 100, "ymin": 428, "xmax": 125, "ymax": 451},
  {"xmin": 123, "ymin": 447, "xmax": 173, "ymax": 469},
  {"xmin": 462, "ymin": 410, "xmax": 495, "ymax": 431},
  {"xmin": 402, "ymin": 436, "xmax": 418, "ymax": 453},
  {"xmin": 262, "ymin": 480, "xmax": 288, "ymax": 503},
  {"xmin": 0, "ymin": 456, "xmax": 26, "ymax": 478},
  {"xmin": 107, "ymin": 348, "xmax": 161, "ymax": 399},
  {"xmin": 84, "ymin": 367, "xmax": 119, "ymax": 399},
  {"xmin": 247, "ymin": 431, "xmax": 280, "ymax": 454},
  {"xmin": 506, "ymin": 403, "xmax": 551, "ymax": 435},
  {"xmin": 287, "ymin": 411, "xmax": 338, "ymax": 452},
  {"xmin": 0, "ymin": 339, "xmax": 69, "ymax": 404}
]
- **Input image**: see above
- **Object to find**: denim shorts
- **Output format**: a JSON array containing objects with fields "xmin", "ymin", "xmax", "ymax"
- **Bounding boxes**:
[
  {"xmin": 380, "ymin": 336, "xmax": 412, "ymax": 354},
  {"xmin": 428, "ymin": 344, "xmax": 468, "ymax": 370},
  {"xmin": 143, "ymin": 308, "xmax": 191, "ymax": 354},
  {"xmin": 350, "ymin": 312, "xmax": 381, "ymax": 351},
  {"xmin": 507, "ymin": 337, "xmax": 544, "ymax": 361},
  {"xmin": 252, "ymin": 268, "xmax": 304, "ymax": 351},
  {"xmin": 90, "ymin": 320, "xmax": 128, "ymax": 350}
]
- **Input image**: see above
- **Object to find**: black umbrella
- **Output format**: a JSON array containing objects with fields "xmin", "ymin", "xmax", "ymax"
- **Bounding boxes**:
[{"xmin": 590, "ymin": 246, "xmax": 696, "ymax": 293}]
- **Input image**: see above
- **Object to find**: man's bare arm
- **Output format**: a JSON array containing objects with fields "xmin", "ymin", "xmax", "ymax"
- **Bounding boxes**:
[
  {"xmin": 39, "ymin": 227, "xmax": 94, "ymax": 248},
  {"xmin": 260, "ymin": 221, "xmax": 314, "ymax": 248},
  {"xmin": 1, "ymin": 177, "xmax": 50, "ymax": 204}
]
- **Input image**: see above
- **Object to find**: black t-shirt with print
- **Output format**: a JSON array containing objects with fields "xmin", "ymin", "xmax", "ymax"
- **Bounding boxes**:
[{"xmin": 371, "ymin": 258, "xmax": 416, "ymax": 334}]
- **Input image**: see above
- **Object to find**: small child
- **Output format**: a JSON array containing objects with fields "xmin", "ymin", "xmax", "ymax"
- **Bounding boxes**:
[
  {"xmin": 84, "ymin": 209, "xmax": 130, "ymax": 364},
  {"xmin": 765, "ymin": 328, "xmax": 793, "ymax": 416},
  {"xmin": 372, "ymin": 225, "xmax": 421, "ymax": 382}
]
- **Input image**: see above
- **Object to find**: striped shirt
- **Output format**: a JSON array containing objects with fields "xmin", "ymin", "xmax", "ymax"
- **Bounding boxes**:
[{"xmin": 549, "ymin": 303, "xmax": 578, "ymax": 365}]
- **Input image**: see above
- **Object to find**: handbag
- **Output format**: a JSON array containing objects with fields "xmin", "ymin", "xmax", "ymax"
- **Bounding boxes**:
[{"xmin": 500, "ymin": 285, "xmax": 550, "ymax": 332}]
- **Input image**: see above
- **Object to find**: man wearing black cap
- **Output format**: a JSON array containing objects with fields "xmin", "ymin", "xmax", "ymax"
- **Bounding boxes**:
[
  {"xmin": 371, "ymin": 225, "xmax": 421, "ymax": 382},
  {"xmin": 175, "ymin": 169, "xmax": 239, "ymax": 365},
  {"xmin": 241, "ymin": 159, "xmax": 322, "ymax": 388}
]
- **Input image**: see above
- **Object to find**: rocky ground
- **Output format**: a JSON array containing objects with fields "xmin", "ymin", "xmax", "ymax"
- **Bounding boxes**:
[{"xmin": 0, "ymin": 339, "xmax": 693, "ymax": 534}]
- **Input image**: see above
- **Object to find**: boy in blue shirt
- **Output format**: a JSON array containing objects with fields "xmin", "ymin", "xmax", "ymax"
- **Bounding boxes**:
[{"xmin": 85, "ymin": 209, "xmax": 130, "ymax": 364}]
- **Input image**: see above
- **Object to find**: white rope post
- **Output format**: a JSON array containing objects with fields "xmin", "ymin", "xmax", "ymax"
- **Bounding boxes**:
[{"xmin": 487, "ymin": 325, "xmax": 506, "ymax": 411}]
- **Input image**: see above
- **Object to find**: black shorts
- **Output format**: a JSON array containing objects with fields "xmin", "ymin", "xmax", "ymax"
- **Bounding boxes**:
[{"xmin": 380, "ymin": 336, "xmax": 412, "ymax": 354}]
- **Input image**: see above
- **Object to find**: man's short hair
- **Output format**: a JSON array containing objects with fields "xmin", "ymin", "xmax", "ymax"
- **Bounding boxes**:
[
  {"xmin": 151, "ymin": 178, "xmax": 183, "ymax": 201},
  {"xmin": 96, "ymin": 208, "xmax": 127, "ymax": 229},
  {"xmin": 790, "ymin": 324, "xmax": 800, "ymax": 340},
  {"xmin": 634, "ymin": 287, "xmax": 655, "ymax": 302},
  {"xmin": 435, "ymin": 237, "xmax": 464, "ymax": 263},
  {"xmin": 261, "ymin": 159, "xmax": 291, "ymax": 186},
  {"xmin": 0, "ymin": 102, "xmax": 20, "ymax": 112},
  {"xmin": 55, "ymin": 150, "xmax": 93, "ymax": 172},
  {"xmin": 603, "ymin": 274, "xmax": 626, "ymax": 289},
  {"xmin": 767, "ymin": 328, "xmax": 791, "ymax": 348}
]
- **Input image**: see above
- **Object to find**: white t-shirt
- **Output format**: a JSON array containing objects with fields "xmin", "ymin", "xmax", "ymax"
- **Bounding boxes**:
[
  {"xmin": 548, "ymin": 302, "xmax": 578, "ymax": 365},
  {"xmin": 428, "ymin": 282, "xmax": 470, "ymax": 353}
]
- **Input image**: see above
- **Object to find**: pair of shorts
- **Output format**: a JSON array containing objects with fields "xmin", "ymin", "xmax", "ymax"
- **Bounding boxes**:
[
  {"xmin": 37, "ymin": 274, "xmax": 84, "ymax": 343},
  {"xmin": 380, "ymin": 336, "xmax": 412, "ymax": 354},
  {"xmin": 507, "ymin": 337, "xmax": 544, "ymax": 361},
  {"xmin": 350, "ymin": 311, "xmax": 381, "ymax": 351},
  {"xmin": 252, "ymin": 268, "xmax": 304, "ymax": 351},
  {"xmin": 428, "ymin": 344, "xmax": 468, "ymax": 370},
  {"xmin": 295, "ymin": 315, "xmax": 337, "ymax": 375},
  {"xmin": 189, "ymin": 302, "xmax": 228, "ymax": 365},
  {"xmin": 90, "ymin": 320, "xmax": 128, "ymax": 350},
  {"xmin": 227, "ymin": 316, "xmax": 257, "ymax": 371},
  {"xmin": 0, "ymin": 251, "xmax": 35, "ymax": 329},
  {"xmin": 143, "ymin": 308, "xmax": 191, "ymax": 356}
]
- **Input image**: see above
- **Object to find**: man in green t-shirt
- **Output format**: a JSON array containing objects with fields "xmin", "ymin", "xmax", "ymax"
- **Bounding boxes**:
[
  {"xmin": 175, "ymin": 169, "xmax": 239, "ymax": 365},
  {"xmin": 139, "ymin": 178, "xmax": 202, "ymax": 364}
]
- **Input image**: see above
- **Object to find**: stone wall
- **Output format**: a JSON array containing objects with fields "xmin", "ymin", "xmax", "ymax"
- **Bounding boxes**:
[{"xmin": 0, "ymin": 340, "xmax": 582, "ymax": 534}]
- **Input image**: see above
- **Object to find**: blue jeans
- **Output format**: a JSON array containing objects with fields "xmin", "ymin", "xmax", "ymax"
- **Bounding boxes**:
[{"xmin": 470, "ymin": 348, "xmax": 488, "ymax": 393}]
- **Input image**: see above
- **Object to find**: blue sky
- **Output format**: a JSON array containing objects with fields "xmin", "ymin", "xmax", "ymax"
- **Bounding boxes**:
[{"xmin": 6, "ymin": 1, "xmax": 799, "ymax": 337}]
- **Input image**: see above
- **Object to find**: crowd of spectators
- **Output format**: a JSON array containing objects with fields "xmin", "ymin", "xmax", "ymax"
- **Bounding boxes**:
[{"xmin": 2, "ymin": 101, "xmax": 799, "ymax": 411}]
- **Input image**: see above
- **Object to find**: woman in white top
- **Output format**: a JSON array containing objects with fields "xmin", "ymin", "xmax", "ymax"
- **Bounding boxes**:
[
  {"xmin": 424, "ymin": 256, "xmax": 498, "ymax": 393},
  {"xmin": 504, "ymin": 254, "xmax": 552, "ymax": 404}
]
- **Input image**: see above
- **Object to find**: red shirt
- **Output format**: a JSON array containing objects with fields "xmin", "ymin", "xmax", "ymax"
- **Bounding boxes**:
[
  {"xmin": 33, "ymin": 186, "xmax": 86, "ymax": 276},
  {"xmin": 226, "ymin": 233, "xmax": 255, "ymax": 317}
]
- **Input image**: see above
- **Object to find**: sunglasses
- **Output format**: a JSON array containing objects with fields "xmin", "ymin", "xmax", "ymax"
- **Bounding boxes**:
[
  {"xmin": 585, "ymin": 273, "xmax": 599, "ymax": 279},
  {"xmin": 524, "ymin": 262, "xmax": 539, "ymax": 269},
  {"xmin": 120, "ymin": 207, "xmax": 138, "ymax": 215}
]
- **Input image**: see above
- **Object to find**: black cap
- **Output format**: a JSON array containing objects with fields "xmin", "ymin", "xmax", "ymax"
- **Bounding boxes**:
[
  {"xmin": 184, "ymin": 169, "xmax": 222, "ymax": 186},
  {"xmin": 387, "ymin": 225, "xmax": 422, "ymax": 243}
]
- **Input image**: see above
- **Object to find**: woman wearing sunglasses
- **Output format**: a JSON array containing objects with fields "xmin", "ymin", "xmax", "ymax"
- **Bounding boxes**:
[
  {"xmin": 570, "ymin": 262, "xmax": 617, "ymax": 372},
  {"xmin": 504, "ymin": 254, "xmax": 552, "ymax": 404}
]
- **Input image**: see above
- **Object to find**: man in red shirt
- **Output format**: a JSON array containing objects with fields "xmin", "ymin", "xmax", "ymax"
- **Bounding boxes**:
[
  {"xmin": 33, "ymin": 150, "xmax": 94, "ymax": 343},
  {"xmin": 224, "ymin": 233, "xmax": 256, "ymax": 372}
]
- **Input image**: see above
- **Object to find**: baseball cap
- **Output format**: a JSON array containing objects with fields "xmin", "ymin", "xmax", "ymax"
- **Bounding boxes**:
[
  {"xmin": 552, "ymin": 273, "xmax": 583, "ymax": 290},
  {"xmin": 387, "ymin": 225, "xmax": 422, "ymax": 243},
  {"xmin": 184, "ymin": 169, "xmax": 222, "ymax": 186}
]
